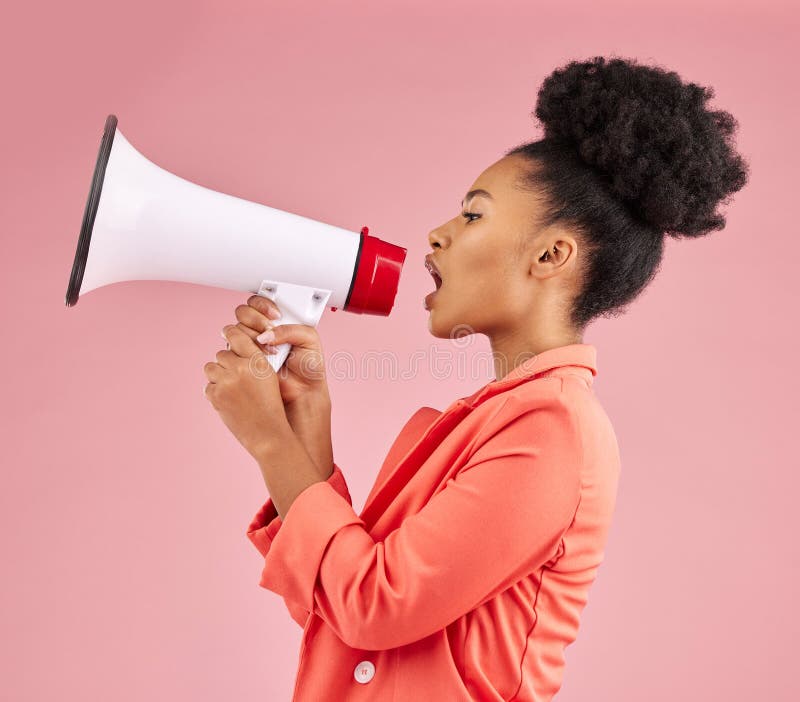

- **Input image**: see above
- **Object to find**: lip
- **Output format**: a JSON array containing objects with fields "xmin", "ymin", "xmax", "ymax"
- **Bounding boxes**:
[{"xmin": 424, "ymin": 289, "xmax": 438, "ymax": 310}]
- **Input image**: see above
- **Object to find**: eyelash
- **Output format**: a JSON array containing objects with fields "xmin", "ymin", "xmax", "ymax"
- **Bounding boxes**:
[{"xmin": 461, "ymin": 211, "xmax": 481, "ymax": 222}]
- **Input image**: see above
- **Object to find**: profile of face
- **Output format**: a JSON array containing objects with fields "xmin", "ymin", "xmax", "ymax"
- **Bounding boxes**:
[{"xmin": 425, "ymin": 154, "xmax": 580, "ymax": 345}]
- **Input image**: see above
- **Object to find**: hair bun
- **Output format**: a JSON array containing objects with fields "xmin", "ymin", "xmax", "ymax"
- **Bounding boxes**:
[{"xmin": 533, "ymin": 55, "xmax": 749, "ymax": 237}]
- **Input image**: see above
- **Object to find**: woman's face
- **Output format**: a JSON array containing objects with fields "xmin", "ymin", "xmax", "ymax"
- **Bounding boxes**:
[{"xmin": 425, "ymin": 154, "xmax": 551, "ymax": 340}]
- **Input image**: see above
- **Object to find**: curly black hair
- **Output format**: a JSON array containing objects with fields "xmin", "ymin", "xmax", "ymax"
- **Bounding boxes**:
[{"xmin": 504, "ymin": 55, "xmax": 750, "ymax": 332}]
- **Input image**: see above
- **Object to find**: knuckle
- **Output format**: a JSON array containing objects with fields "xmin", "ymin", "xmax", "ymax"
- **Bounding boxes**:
[
  {"xmin": 248, "ymin": 294, "xmax": 278, "ymax": 314},
  {"xmin": 247, "ymin": 294, "xmax": 268, "ymax": 310},
  {"xmin": 235, "ymin": 305, "xmax": 259, "ymax": 324},
  {"xmin": 300, "ymin": 324, "xmax": 320, "ymax": 342},
  {"xmin": 237, "ymin": 305, "xmax": 261, "ymax": 324}
]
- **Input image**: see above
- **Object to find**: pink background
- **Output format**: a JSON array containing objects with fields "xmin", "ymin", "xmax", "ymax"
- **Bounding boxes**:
[{"xmin": 1, "ymin": 1, "xmax": 797, "ymax": 700}]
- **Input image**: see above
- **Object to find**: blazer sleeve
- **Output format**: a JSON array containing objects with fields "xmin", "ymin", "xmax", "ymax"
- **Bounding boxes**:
[
  {"xmin": 253, "ymin": 392, "xmax": 584, "ymax": 650},
  {"xmin": 246, "ymin": 463, "xmax": 353, "ymax": 628}
]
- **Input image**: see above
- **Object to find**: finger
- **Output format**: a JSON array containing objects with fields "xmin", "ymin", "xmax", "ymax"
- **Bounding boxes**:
[
  {"xmin": 256, "ymin": 322, "xmax": 320, "ymax": 350},
  {"xmin": 227, "ymin": 323, "xmax": 278, "ymax": 354},
  {"xmin": 215, "ymin": 349, "xmax": 239, "ymax": 368},
  {"xmin": 203, "ymin": 361, "xmax": 225, "ymax": 382},
  {"xmin": 223, "ymin": 324, "xmax": 260, "ymax": 358},
  {"xmin": 233, "ymin": 320, "xmax": 269, "ymax": 342},
  {"xmin": 247, "ymin": 294, "xmax": 283, "ymax": 321},
  {"xmin": 235, "ymin": 304, "xmax": 274, "ymax": 333}
]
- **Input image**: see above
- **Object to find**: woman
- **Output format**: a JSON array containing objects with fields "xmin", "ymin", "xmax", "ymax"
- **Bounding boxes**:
[{"xmin": 203, "ymin": 55, "xmax": 749, "ymax": 701}]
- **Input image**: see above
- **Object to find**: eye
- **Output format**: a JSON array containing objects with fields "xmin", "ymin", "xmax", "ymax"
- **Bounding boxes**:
[{"xmin": 461, "ymin": 211, "xmax": 481, "ymax": 223}]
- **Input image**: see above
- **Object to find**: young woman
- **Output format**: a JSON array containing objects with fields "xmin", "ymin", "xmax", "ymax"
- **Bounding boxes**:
[{"xmin": 203, "ymin": 55, "xmax": 749, "ymax": 701}]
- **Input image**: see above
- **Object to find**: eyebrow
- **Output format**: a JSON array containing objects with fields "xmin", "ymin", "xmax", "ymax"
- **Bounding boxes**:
[{"xmin": 461, "ymin": 189, "xmax": 493, "ymax": 206}]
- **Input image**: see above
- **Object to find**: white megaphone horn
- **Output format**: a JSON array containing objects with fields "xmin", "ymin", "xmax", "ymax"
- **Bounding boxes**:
[{"xmin": 65, "ymin": 115, "xmax": 407, "ymax": 372}]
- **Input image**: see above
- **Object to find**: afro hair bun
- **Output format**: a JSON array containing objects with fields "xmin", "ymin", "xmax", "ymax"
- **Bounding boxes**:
[{"xmin": 533, "ymin": 55, "xmax": 750, "ymax": 237}]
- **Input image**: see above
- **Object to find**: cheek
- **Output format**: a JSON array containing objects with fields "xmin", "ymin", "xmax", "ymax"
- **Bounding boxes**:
[
  {"xmin": 445, "ymin": 249, "xmax": 511, "ymax": 311},
  {"xmin": 448, "ymin": 262, "xmax": 494, "ymax": 311},
  {"xmin": 458, "ymin": 245, "xmax": 507, "ymax": 284},
  {"xmin": 444, "ymin": 265, "xmax": 511, "ymax": 325},
  {"xmin": 471, "ymin": 253, "xmax": 516, "ymax": 300}
]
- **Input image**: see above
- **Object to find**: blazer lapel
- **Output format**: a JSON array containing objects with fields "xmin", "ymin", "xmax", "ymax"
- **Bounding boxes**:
[{"xmin": 360, "ymin": 401, "xmax": 472, "ymax": 531}]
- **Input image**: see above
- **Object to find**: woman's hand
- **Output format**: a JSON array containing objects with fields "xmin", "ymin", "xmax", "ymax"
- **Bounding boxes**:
[
  {"xmin": 230, "ymin": 295, "xmax": 334, "ymax": 478},
  {"xmin": 202, "ymin": 324, "xmax": 292, "ymax": 464},
  {"xmin": 233, "ymin": 294, "xmax": 331, "ymax": 407}
]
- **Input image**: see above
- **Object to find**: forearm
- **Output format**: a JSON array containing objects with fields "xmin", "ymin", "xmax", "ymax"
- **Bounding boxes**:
[
  {"xmin": 254, "ymin": 423, "xmax": 324, "ymax": 521},
  {"xmin": 284, "ymin": 393, "xmax": 334, "ymax": 480}
]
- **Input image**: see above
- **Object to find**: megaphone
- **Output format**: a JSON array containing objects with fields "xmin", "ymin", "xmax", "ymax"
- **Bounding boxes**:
[{"xmin": 65, "ymin": 114, "xmax": 407, "ymax": 372}]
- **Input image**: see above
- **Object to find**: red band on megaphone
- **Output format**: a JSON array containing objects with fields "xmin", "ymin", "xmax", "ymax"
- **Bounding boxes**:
[{"xmin": 344, "ymin": 227, "xmax": 406, "ymax": 315}]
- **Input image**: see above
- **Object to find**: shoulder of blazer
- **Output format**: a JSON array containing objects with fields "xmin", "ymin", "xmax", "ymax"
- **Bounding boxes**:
[{"xmin": 466, "ymin": 376, "xmax": 579, "ymax": 455}]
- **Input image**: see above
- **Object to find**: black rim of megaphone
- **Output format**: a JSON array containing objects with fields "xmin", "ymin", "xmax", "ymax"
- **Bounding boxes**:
[{"xmin": 65, "ymin": 114, "xmax": 118, "ymax": 307}]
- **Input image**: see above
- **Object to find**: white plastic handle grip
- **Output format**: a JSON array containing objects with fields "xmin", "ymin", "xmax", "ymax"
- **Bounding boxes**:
[{"xmin": 256, "ymin": 279, "xmax": 332, "ymax": 374}]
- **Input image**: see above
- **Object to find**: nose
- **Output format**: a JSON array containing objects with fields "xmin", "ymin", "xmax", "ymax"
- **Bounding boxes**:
[{"xmin": 428, "ymin": 225, "xmax": 448, "ymax": 250}]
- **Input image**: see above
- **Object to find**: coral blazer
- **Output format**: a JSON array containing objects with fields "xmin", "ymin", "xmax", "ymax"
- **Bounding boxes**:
[{"xmin": 246, "ymin": 343, "xmax": 621, "ymax": 701}]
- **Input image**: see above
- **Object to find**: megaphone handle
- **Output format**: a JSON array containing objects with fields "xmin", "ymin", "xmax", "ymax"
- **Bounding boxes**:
[{"xmin": 255, "ymin": 280, "xmax": 333, "ymax": 375}]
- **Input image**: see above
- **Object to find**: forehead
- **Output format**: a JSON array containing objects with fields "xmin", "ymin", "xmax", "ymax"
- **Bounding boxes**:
[{"xmin": 464, "ymin": 154, "xmax": 533, "ymax": 208}]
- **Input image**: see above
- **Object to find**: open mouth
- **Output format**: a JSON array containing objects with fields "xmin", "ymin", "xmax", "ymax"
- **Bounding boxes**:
[{"xmin": 425, "ymin": 259, "xmax": 443, "ymax": 290}]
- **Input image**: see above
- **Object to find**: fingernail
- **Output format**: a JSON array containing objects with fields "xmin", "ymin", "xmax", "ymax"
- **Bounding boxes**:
[
  {"xmin": 257, "ymin": 329, "xmax": 275, "ymax": 343},
  {"xmin": 267, "ymin": 307, "xmax": 282, "ymax": 320},
  {"xmin": 220, "ymin": 330, "xmax": 227, "ymax": 340}
]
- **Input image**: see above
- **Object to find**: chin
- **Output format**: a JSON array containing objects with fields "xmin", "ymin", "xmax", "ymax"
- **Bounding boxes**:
[
  {"xmin": 425, "ymin": 309, "xmax": 448, "ymax": 339},
  {"xmin": 426, "ymin": 318, "xmax": 450, "ymax": 339},
  {"xmin": 427, "ymin": 309, "xmax": 476, "ymax": 341}
]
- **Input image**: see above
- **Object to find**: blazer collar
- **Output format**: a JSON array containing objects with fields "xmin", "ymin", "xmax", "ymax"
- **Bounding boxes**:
[
  {"xmin": 461, "ymin": 343, "xmax": 598, "ymax": 408},
  {"xmin": 359, "ymin": 343, "xmax": 598, "ymax": 531}
]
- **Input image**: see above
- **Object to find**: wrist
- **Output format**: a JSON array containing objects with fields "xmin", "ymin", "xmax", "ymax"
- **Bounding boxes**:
[
  {"xmin": 284, "ymin": 396, "xmax": 333, "ymax": 480},
  {"xmin": 252, "ymin": 418, "xmax": 296, "ymax": 466},
  {"xmin": 285, "ymin": 391, "xmax": 331, "ymax": 418},
  {"xmin": 284, "ymin": 393, "xmax": 332, "ymax": 446}
]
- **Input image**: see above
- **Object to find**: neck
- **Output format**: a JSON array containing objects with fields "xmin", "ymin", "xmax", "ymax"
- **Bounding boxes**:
[{"xmin": 489, "ymin": 328, "xmax": 583, "ymax": 381}]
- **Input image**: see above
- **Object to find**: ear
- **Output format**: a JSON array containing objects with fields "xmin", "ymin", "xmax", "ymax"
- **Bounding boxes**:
[{"xmin": 531, "ymin": 236, "xmax": 577, "ymax": 277}]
